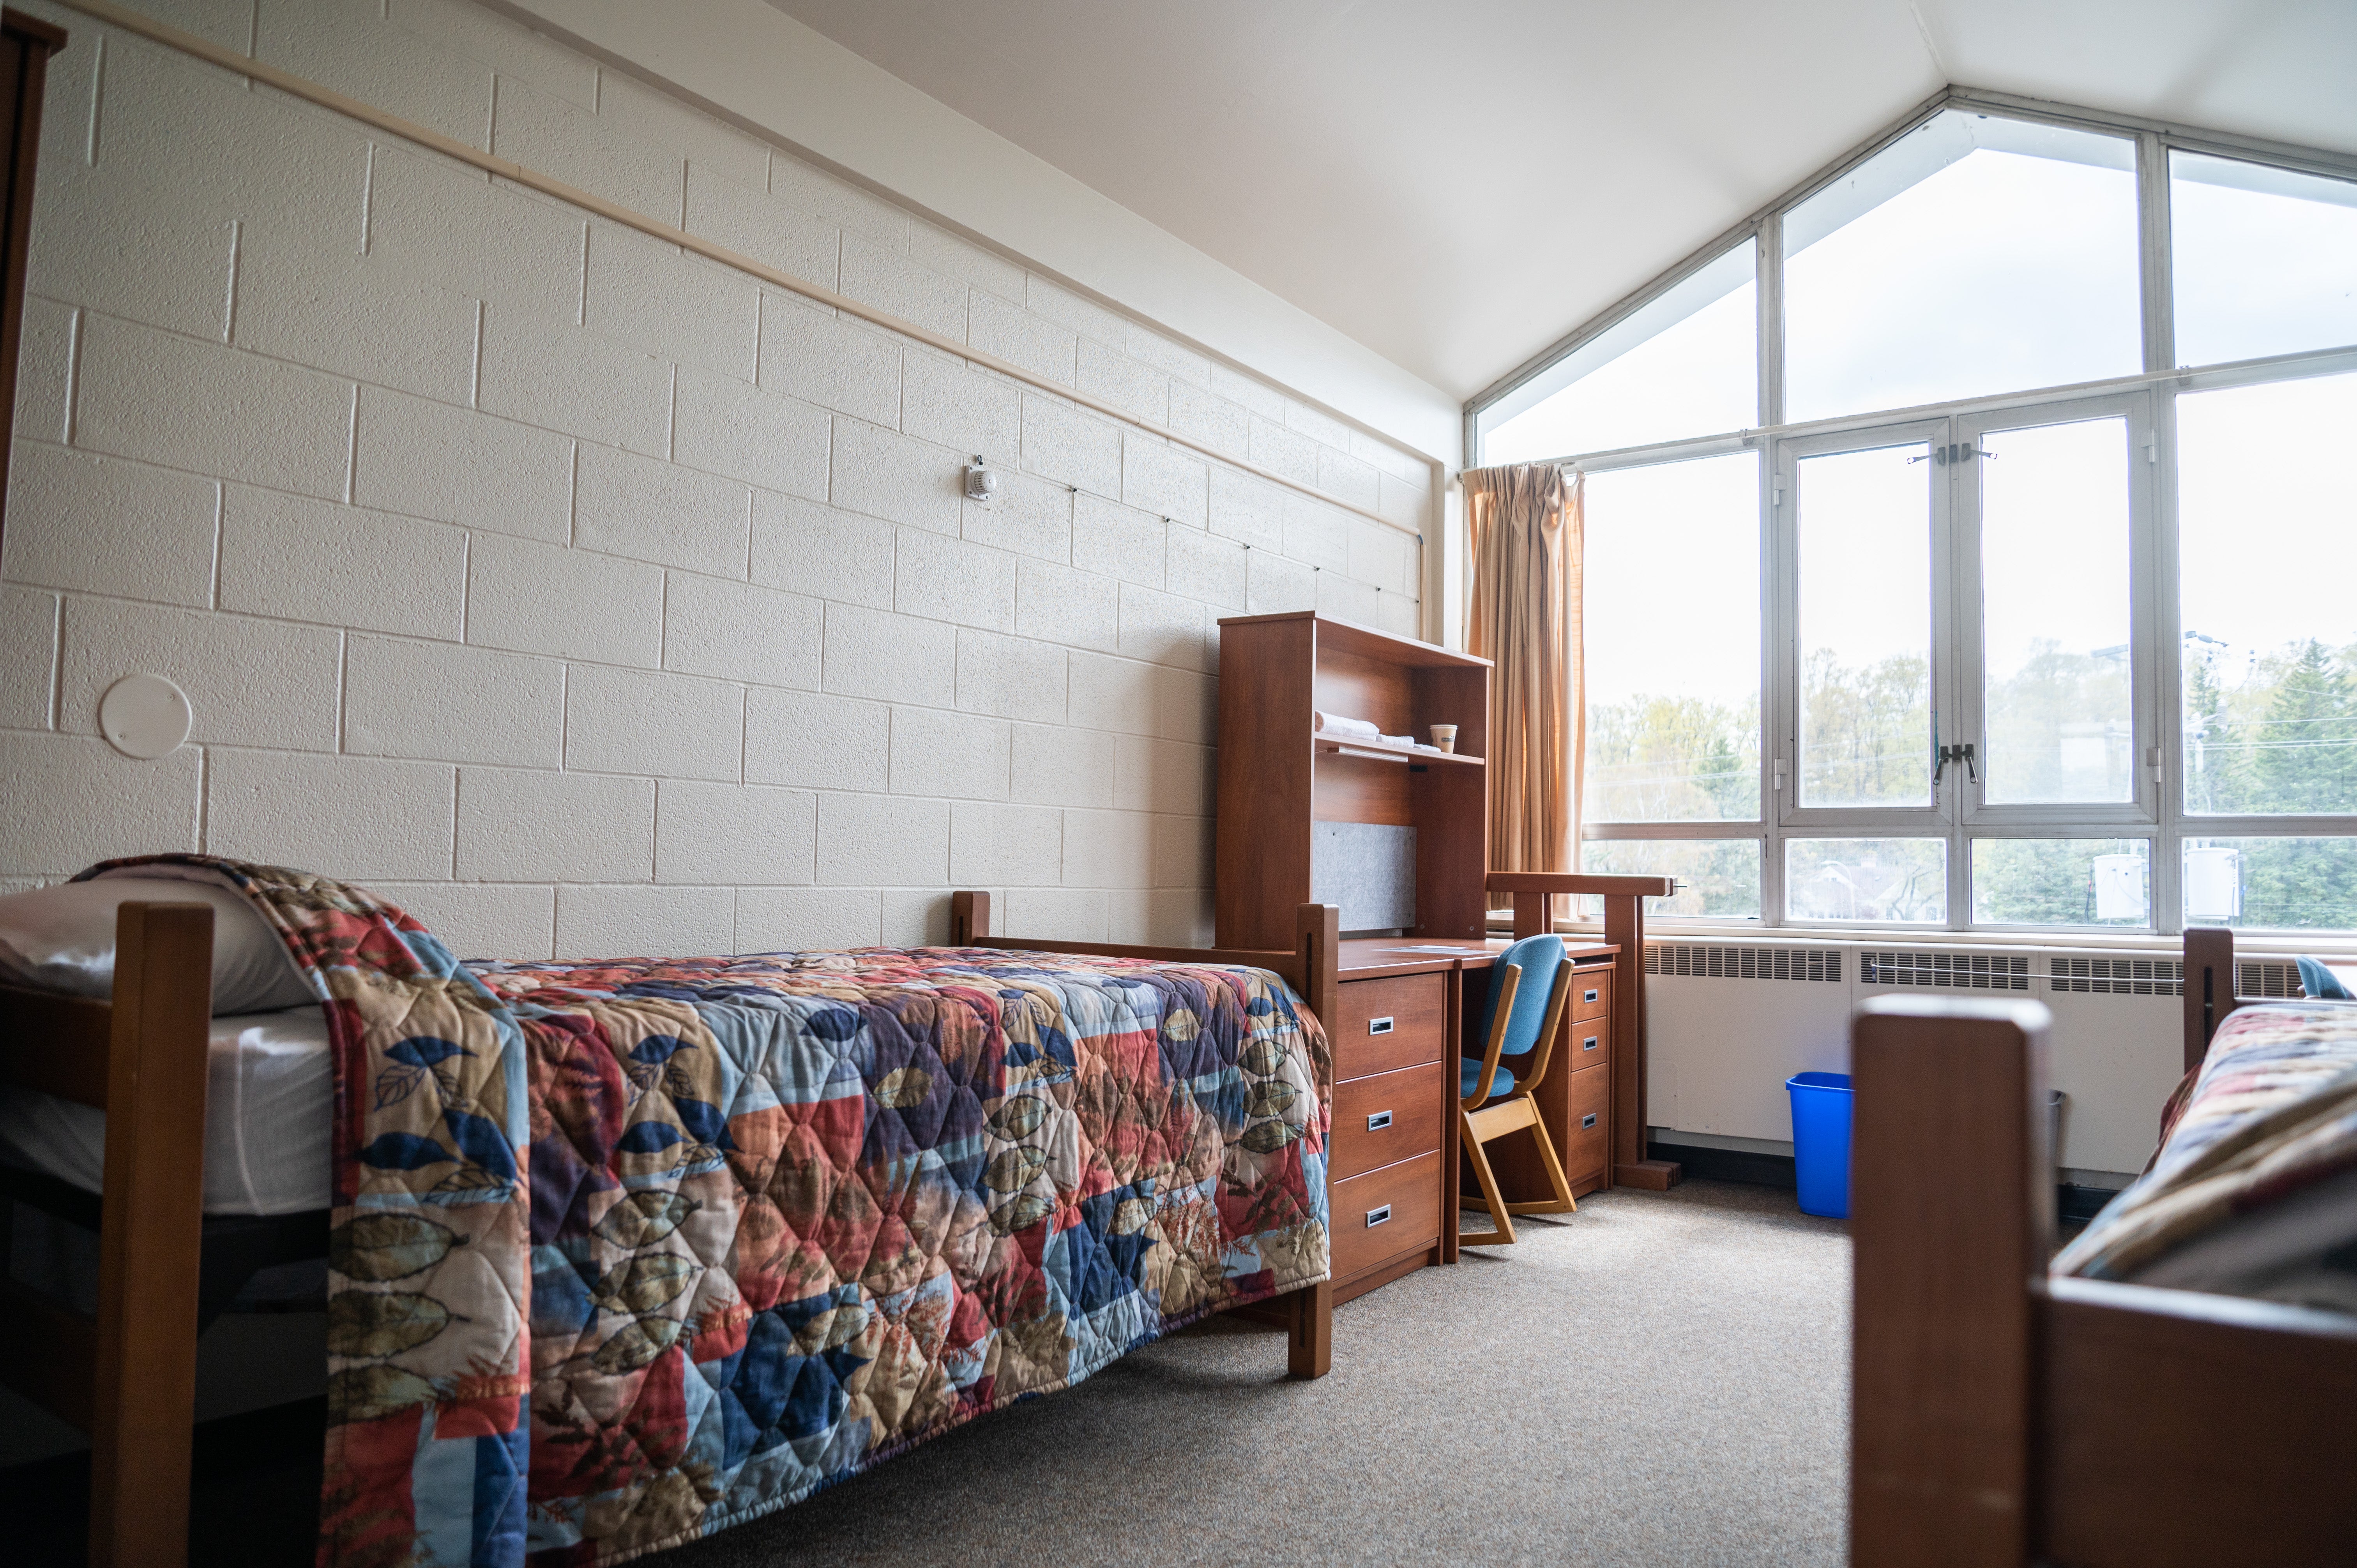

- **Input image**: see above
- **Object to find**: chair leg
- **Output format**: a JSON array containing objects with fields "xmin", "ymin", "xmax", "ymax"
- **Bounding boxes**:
[
  {"xmin": 1500, "ymin": 1113, "xmax": 1580, "ymax": 1217},
  {"xmin": 1458, "ymin": 1111, "xmax": 1518, "ymax": 1246}
]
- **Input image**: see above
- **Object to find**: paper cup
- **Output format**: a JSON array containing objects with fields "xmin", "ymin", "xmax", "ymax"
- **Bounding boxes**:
[{"xmin": 1429, "ymin": 724, "xmax": 1457, "ymax": 754}]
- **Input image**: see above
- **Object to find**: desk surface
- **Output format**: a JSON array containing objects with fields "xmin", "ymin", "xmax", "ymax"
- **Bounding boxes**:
[{"xmin": 1335, "ymin": 936, "xmax": 1617, "ymax": 980}]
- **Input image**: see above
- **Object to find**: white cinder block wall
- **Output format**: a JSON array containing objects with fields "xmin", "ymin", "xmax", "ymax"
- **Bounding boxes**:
[{"xmin": 0, "ymin": 0, "xmax": 1438, "ymax": 959}]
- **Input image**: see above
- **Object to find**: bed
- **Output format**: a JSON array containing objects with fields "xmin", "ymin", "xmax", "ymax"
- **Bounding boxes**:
[
  {"xmin": 0, "ymin": 857, "xmax": 1341, "ymax": 1567},
  {"xmin": 1850, "ymin": 925, "xmax": 2357, "ymax": 1568}
]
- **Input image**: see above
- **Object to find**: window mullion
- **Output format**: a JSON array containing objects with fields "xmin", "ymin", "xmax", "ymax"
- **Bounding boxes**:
[{"xmin": 2138, "ymin": 129, "xmax": 2176, "ymax": 376}]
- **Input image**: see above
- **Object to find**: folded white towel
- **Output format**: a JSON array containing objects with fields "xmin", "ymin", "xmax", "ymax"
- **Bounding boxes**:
[{"xmin": 1312, "ymin": 711, "xmax": 1381, "ymax": 740}]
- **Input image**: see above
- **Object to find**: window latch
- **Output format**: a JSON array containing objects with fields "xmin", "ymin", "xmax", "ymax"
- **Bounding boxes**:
[{"xmin": 1935, "ymin": 742, "xmax": 1977, "ymax": 784}]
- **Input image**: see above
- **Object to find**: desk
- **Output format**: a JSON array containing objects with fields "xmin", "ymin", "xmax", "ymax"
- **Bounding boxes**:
[{"xmin": 1327, "ymin": 938, "xmax": 1617, "ymax": 1294}]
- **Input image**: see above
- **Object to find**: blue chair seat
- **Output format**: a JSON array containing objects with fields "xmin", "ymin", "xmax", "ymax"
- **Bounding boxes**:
[{"xmin": 1461, "ymin": 1054, "xmax": 1518, "ymax": 1101}]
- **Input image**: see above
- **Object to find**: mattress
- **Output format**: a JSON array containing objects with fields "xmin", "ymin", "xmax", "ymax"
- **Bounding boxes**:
[{"xmin": 0, "ymin": 1006, "xmax": 332, "ymax": 1215}]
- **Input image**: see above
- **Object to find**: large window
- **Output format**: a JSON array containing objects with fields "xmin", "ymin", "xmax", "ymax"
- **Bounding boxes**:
[{"xmin": 1473, "ymin": 94, "xmax": 2357, "ymax": 935}]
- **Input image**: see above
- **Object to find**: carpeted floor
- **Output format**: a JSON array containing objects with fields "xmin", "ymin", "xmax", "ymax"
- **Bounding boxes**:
[
  {"xmin": 651, "ymin": 1178, "xmax": 1851, "ymax": 1567},
  {"xmin": 0, "ymin": 1178, "xmax": 1851, "ymax": 1566}
]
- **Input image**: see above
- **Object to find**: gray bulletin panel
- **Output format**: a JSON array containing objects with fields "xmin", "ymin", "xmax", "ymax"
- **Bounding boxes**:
[{"xmin": 1310, "ymin": 821, "xmax": 1417, "ymax": 932}]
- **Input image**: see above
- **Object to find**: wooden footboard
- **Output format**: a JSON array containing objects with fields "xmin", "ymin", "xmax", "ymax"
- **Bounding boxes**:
[
  {"xmin": 0, "ymin": 900, "xmax": 215, "ymax": 1568},
  {"xmin": 1851, "ymin": 992, "xmax": 2357, "ymax": 1568},
  {"xmin": 949, "ymin": 890, "xmax": 1338, "ymax": 1378}
]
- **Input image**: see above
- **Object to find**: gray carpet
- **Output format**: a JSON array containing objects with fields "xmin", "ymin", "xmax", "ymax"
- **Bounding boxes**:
[{"xmin": 650, "ymin": 1179, "xmax": 1850, "ymax": 1566}]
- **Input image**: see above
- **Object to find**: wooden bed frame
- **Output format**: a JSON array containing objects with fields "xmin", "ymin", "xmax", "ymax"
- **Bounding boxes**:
[
  {"xmin": 0, "ymin": 893, "xmax": 1342, "ymax": 1565},
  {"xmin": 1852, "ymin": 925, "xmax": 2357, "ymax": 1567}
]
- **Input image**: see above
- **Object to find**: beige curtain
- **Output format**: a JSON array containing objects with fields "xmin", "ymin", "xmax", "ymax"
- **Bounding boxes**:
[{"xmin": 1463, "ymin": 463, "xmax": 1584, "ymax": 881}]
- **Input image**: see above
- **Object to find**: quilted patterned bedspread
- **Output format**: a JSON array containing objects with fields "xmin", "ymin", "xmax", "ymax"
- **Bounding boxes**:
[
  {"xmin": 2055, "ymin": 1000, "xmax": 2357, "ymax": 1285},
  {"xmin": 80, "ymin": 856, "xmax": 1330, "ymax": 1567}
]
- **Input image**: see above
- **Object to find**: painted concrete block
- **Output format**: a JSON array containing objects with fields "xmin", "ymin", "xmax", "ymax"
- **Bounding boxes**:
[
  {"xmin": 1379, "ymin": 471, "xmax": 1431, "ymax": 533},
  {"xmin": 908, "ymin": 221, "xmax": 1025, "ymax": 303},
  {"xmin": 1209, "ymin": 363, "xmax": 1285, "ymax": 422},
  {"xmin": 1065, "ymin": 651, "xmax": 1154, "ymax": 738},
  {"xmin": 344, "ymin": 636, "xmax": 564, "ymax": 768},
  {"xmin": 750, "ymin": 494, "xmax": 893, "ymax": 609},
  {"xmin": 961, "ymin": 468, "xmax": 1069, "ymax": 564},
  {"xmin": 1071, "ymin": 494, "xmax": 1164, "ymax": 588},
  {"xmin": 75, "ymin": 316, "xmax": 352, "ymax": 500},
  {"xmin": 1154, "ymin": 814, "xmax": 1213, "ymax": 889},
  {"xmin": 388, "ymin": 0, "xmax": 597, "ymax": 109},
  {"xmin": 456, "ymin": 767, "xmax": 654, "ymax": 881},
  {"xmin": 1012, "ymin": 559, "xmax": 1119, "ymax": 654},
  {"xmin": 1283, "ymin": 496, "xmax": 1352, "ymax": 572},
  {"xmin": 1285, "ymin": 399, "xmax": 1354, "ymax": 452},
  {"xmin": 479, "ymin": 304, "xmax": 673, "ymax": 457},
  {"xmin": 1020, "ymin": 395, "xmax": 1122, "ymax": 498},
  {"xmin": 1061, "ymin": 808, "xmax": 1153, "ymax": 889},
  {"xmin": 841, "ymin": 232, "xmax": 967, "ymax": 342},
  {"xmin": 735, "ymin": 886, "xmax": 882, "ymax": 952},
  {"xmin": 819, "ymin": 604, "xmax": 955, "ymax": 706},
  {"xmin": 0, "ymin": 732, "xmax": 199, "ymax": 877},
  {"xmin": 901, "ymin": 350, "xmax": 1019, "ymax": 462},
  {"xmin": 889, "ymin": 705, "xmax": 1009, "ymax": 800},
  {"xmin": 832, "ymin": 418, "xmax": 962, "ymax": 535},
  {"xmin": 745, "ymin": 687, "xmax": 889, "ymax": 792},
  {"xmin": 684, "ymin": 164, "xmax": 837, "ymax": 291},
  {"xmin": 564, "ymin": 663, "xmax": 743, "ymax": 781},
  {"xmin": 1248, "ymin": 415, "xmax": 1320, "ymax": 489},
  {"xmin": 968, "ymin": 292, "xmax": 1075, "ymax": 387},
  {"xmin": 1125, "ymin": 325, "xmax": 1211, "ymax": 390},
  {"xmin": 352, "ymin": 386, "xmax": 574, "ymax": 543},
  {"xmin": 880, "ymin": 890, "xmax": 952, "ymax": 946},
  {"xmin": 896, "ymin": 528, "xmax": 1015, "ymax": 631},
  {"xmin": 466, "ymin": 533, "xmax": 664, "ymax": 666},
  {"xmin": 12, "ymin": 297, "xmax": 71, "ymax": 443},
  {"xmin": 1008, "ymin": 722, "xmax": 1115, "ymax": 809},
  {"xmin": 1168, "ymin": 526, "xmax": 1248, "ymax": 611},
  {"xmin": 1116, "ymin": 735, "xmax": 1213, "ymax": 816},
  {"xmin": 575, "ymin": 442, "xmax": 751, "ymax": 578},
  {"xmin": 1350, "ymin": 522, "xmax": 1418, "ymax": 599},
  {"xmin": 1317, "ymin": 446, "xmax": 1382, "ymax": 512},
  {"xmin": 219, "ymin": 487, "xmax": 468, "ymax": 641},
  {"xmin": 758, "ymin": 297, "xmax": 899, "ymax": 426},
  {"xmin": 584, "ymin": 223, "xmax": 761, "ymax": 382},
  {"xmin": 1316, "ymin": 571, "xmax": 1382, "ymax": 629},
  {"xmin": 769, "ymin": 156, "xmax": 909, "ymax": 251},
  {"xmin": 1117, "ymin": 582, "xmax": 1208, "ymax": 671},
  {"xmin": 672, "ymin": 365, "xmax": 829, "ymax": 501},
  {"xmin": 208, "ymin": 750, "xmax": 456, "ymax": 881},
  {"xmin": 1168, "ymin": 382, "xmax": 1250, "ymax": 459},
  {"xmin": 1025, "ymin": 277, "xmax": 1125, "ymax": 348},
  {"xmin": 949, "ymin": 802, "xmax": 1062, "ymax": 886},
  {"xmin": 1077, "ymin": 338, "xmax": 1167, "ymax": 426},
  {"xmin": 656, "ymin": 779, "xmax": 816, "ymax": 885},
  {"xmin": 554, "ymin": 884, "xmax": 734, "ymax": 959},
  {"xmin": 491, "ymin": 75, "xmax": 683, "ymax": 224},
  {"xmin": 257, "ymin": 0, "xmax": 494, "ymax": 150},
  {"xmin": 0, "ymin": 586, "xmax": 57, "ymax": 730},
  {"xmin": 816, "ymin": 793, "xmax": 949, "ymax": 886},
  {"xmin": 365, "ymin": 879, "xmax": 555, "ymax": 961},
  {"xmin": 59, "ymin": 597, "xmax": 340, "ymax": 753},
  {"xmin": 4, "ymin": 445, "xmax": 217, "ymax": 606},
  {"xmin": 1247, "ymin": 548, "xmax": 1317, "ymax": 615},
  {"xmin": 365, "ymin": 145, "xmax": 585, "ymax": 319},
  {"xmin": 1207, "ymin": 466, "xmax": 1285, "ymax": 553},
  {"xmin": 597, "ymin": 71, "xmax": 770, "ymax": 191},
  {"xmin": 954, "ymin": 627, "xmax": 1066, "ymax": 724},
  {"xmin": 1120, "ymin": 436, "xmax": 1207, "ymax": 527},
  {"xmin": 1352, "ymin": 428, "xmax": 1428, "ymax": 484},
  {"xmin": 663, "ymin": 572, "xmax": 822, "ymax": 689},
  {"xmin": 999, "ymin": 888, "xmax": 1108, "ymax": 943}
]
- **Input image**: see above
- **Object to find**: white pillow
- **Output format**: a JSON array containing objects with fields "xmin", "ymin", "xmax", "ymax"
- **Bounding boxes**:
[{"xmin": 0, "ymin": 878, "xmax": 316, "ymax": 1014}]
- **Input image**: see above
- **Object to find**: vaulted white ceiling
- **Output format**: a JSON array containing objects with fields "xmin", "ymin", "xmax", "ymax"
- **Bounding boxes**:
[{"xmin": 768, "ymin": 0, "xmax": 2357, "ymax": 403}]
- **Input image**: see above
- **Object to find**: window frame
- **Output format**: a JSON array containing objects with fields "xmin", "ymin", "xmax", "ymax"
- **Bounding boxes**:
[{"xmin": 1465, "ymin": 88, "xmax": 2357, "ymax": 938}]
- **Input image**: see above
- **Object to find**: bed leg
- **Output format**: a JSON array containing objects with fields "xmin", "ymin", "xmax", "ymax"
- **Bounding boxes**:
[
  {"xmin": 90, "ymin": 902, "xmax": 214, "ymax": 1568},
  {"xmin": 1284, "ymin": 1279, "xmax": 1332, "ymax": 1379},
  {"xmin": 1851, "ymin": 995, "xmax": 2052, "ymax": 1568}
]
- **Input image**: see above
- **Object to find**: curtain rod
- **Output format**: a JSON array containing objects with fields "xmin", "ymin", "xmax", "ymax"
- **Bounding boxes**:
[{"xmin": 42, "ymin": 0, "xmax": 1421, "ymax": 539}]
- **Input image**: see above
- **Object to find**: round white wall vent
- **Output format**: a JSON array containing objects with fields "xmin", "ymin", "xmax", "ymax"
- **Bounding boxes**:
[{"xmin": 99, "ymin": 673, "xmax": 193, "ymax": 760}]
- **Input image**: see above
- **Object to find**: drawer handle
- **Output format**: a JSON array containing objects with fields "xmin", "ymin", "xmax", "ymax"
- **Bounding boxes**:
[
  {"xmin": 1583, "ymin": 988, "xmax": 1600, "ymax": 1005},
  {"xmin": 1582, "ymin": 1035, "xmax": 1599, "ymax": 1052},
  {"xmin": 1366, "ymin": 1204, "xmax": 1393, "ymax": 1228},
  {"xmin": 1366, "ymin": 1110, "xmax": 1393, "ymax": 1132},
  {"xmin": 1368, "ymin": 1016, "xmax": 1395, "ymax": 1035},
  {"xmin": 1582, "ymin": 1112, "xmax": 1598, "ymax": 1130}
]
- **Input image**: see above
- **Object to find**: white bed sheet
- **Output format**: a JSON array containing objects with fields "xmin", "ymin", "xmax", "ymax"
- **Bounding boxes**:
[{"xmin": 0, "ymin": 1006, "xmax": 332, "ymax": 1215}]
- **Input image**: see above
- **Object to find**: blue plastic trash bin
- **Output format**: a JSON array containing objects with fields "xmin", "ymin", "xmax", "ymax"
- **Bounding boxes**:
[{"xmin": 1787, "ymin": 1071, "xmax": 1853, "ymax": 1219}]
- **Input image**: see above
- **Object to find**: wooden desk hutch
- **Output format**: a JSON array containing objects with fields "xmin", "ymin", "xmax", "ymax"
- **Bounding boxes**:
[{"xmin": 1214, "ymin": 613, "xmax": 1649, "ymax": 1305}]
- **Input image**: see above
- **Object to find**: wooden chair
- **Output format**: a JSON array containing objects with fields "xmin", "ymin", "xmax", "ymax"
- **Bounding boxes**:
[{"xmin": 1458, "ymin": 933, "xmax": 1581, "ymax": 1245}]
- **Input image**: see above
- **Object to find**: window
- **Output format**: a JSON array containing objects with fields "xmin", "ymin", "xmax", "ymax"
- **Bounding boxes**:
[
  {"xmin": 1479, "ymin": 241, "xmax": 1755, "ymax": 464},
  {"xmin": 1783, "ymin": 112, "xmax": 2141, "ymax": 422},
  {"xmin": 2172, "ymin": 154, "xmax": 2357, "ymax": 369},
  {"xmin": 1470, "ymin": 94, "xmax": 2357, "ymax": 934}
]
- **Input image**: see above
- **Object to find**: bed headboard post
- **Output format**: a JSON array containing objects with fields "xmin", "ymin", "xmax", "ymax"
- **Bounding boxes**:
[
  {"xmin": 1293, "ymin": 901, "xmax": 1339, "ymax": 1040},
  {"xmin": 949, "ymin": 890, "xmax": 991, "ymax": 946},
  {"xmin": 2182, "ymin": 926, "xmax": 2233, "ymax": 1074},
  {"xmin": 1851, "ymin": 995, "xmax": 2053, "ymax": 1568}
]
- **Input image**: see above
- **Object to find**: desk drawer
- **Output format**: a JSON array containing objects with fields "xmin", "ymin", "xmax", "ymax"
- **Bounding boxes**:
[
  {"xmin": 1334, "ymin": 973, "xmax": 1445, "ymax": 1079},
  {"xmin": 1565, "ymin": 1015, "xmax": 1609, "ymax": 1068},
  {"xmin": 1330, "ymin": 1061, "xmax": 1442, "ymax": 1182},
  {"xmin": 1331, "ymin": 1151, "xmax": 1441, "ymax": 1280},
  {"xmin": 1562, "ymin": 1060, "xmax": 1610, "ymax": 1181},
  {"xmin": 1571, "ymin": 969, "xmax": 1612, "ymax": 1024}
]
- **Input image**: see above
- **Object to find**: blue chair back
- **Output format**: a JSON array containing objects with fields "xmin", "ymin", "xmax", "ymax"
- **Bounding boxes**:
[{"xmin": 1474, "ymin": 934, "xmax": 1565, "ymax": 1059}]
